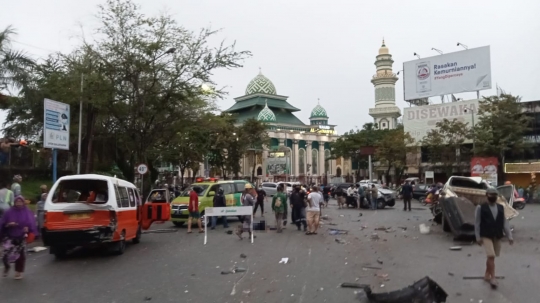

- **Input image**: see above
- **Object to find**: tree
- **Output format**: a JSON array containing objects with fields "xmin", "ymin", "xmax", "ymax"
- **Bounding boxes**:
[
  {"xmin": 238, "ymin": 118, "xmax": 270, "ymax": 182},
  {"xmin": 0, "ymin": 26, "xmax": 34, "ymax": 92},
  {"xmin": 473, "ymin": 94, "xmax": 531, "ymax": 176},
  {"xmin": 375, "ymin": 126, "xmax": 415, "ymax": 184},
  {"xmin": 421, "ymin": 118, "xmax": 471, "ymax": 177}
]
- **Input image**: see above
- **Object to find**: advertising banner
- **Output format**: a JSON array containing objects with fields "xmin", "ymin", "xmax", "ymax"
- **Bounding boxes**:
[
  {"xmin": 43, "ymin": 98, "xmax": 70, "ymax": 150},
  {"xmin": 403, "ymin": 99, "xmax": 478, "ymax": 143},
  {"xmin": 471, "ymin": 157, "xmax": 498, "ymax": 185},
  {"xmin": 267, "ymin": 155, "xmax": 289, "ymax": 175},
  {"xmin": 403, "ymin": 46, "xmax": 491, "ymax": 100}
]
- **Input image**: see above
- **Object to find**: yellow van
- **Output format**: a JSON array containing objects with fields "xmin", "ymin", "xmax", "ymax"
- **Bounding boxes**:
[{"xmin": 170, "ymin": 179, "xmax": 255, "ymax": 226}]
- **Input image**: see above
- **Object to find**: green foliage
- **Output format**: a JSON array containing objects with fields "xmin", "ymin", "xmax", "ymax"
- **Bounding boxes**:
[
  {"xmin": 238, "ymin": 118, "xmax": 270, "ymax": 180},
  {"xmin": 330, "ymin": 123, "xmax": 384, "ymax": 168},
  {"xmin": 375, "ymin": 126, "xmax": 415, "ymax": 182},
  {"xmin": 421, "ymin": 118, "xmax": 471, "ymax": 176},
  {"xmin": 473, "ymin": 94, "xmax": 531, "ymax": 165},
  {"xmin": 0, "ymin": 25, "xmax": 34, "ymax": 92}
]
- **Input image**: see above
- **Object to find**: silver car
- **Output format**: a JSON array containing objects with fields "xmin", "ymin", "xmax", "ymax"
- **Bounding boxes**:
[{"xmin": 261, "ymin": 182, "xmax": 279, "ymax": 197}]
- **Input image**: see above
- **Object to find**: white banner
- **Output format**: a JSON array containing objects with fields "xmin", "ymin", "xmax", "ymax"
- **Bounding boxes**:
[
  {"xmin": 403, "ymin": 99, "xmax": 479, "ymax": 143},
  {"xmin": 403, "ymin": 46, "xmax": 491, "ymax": 100},
  {"xmin": 204, "ymin": 206, "xmax": 254, "ymax": 244},
  {"xmin": 43, "ymin": 98, "xmax": 70, "ymax": 150}
]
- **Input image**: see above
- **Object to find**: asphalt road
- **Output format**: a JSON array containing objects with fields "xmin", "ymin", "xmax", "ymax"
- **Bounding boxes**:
[{"xmin": 1, "ymin": 198, "xmax": 539, "ymax": 303}]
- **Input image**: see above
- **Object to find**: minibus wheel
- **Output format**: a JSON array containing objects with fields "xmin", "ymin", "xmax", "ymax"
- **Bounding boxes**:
[
  {"xmin": 113, "ymin": 231, "xmax": 126, "ymax": 255},
  {"xmin": 173, "ymin": 222, "xmax": 185, "ymax": 227},
  {"xmin": 52, "ymin": 246, "xmax": 67, "ymax": 259},
  {"xmin": 132, "ymin": 225, "xmax": 142, "ymax": 244}
]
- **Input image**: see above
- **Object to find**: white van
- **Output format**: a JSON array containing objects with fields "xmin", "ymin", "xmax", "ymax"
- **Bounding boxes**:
[{"xmin": 42, "ymin": 174, "xmax": 170, "ymax": 258}]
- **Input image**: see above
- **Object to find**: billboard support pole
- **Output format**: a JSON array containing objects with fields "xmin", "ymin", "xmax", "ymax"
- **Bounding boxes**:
[
  {"xmin": 77, "ymin": 74, "xmax": 84, "ymax": 174},
  {"xmin": 368, "ymin": 155, "xmax": 372, "ymax": 182},
  {"xmin": 52, "ymin": 149, "xmax": 57, "ymax": 183},
  {"xmin": 476, "ymin": 91, "xmax": 479, "ymax": 100}
]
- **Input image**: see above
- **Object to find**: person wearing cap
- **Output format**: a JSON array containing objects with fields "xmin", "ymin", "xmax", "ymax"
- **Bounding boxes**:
[
  {"xmin": 474, "ymin": 187, "xmax": 514, "ymax": 289},
  {"xmin": 236, "ymin": 184, "xmax": 256, "ymax": 239},
  {"xmin": 187, "ymin": 186, "xmax": 203, "ymax": 233}
]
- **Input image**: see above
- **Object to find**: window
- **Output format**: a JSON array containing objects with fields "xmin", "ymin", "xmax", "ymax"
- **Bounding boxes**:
[
  {"xmin": 52, "ymin": 179, "xmax": 109, "ymax": 204},
  {"xmin": 208, "ymin": 184, "xmax": 220, "ymax": 196},
  {"xmin": 133, "ymin": 188, "xmax": 142, "ymax": 205},
  {"xmin": 299, "ymin": 149, "xmax": 305, "ymax": 174},
  {"xmin": 179, "ymin": 185, "xmax": 210, "ymax": 197},
  {"xmin": 263, "ymin": 183, "xmax": 276, "ymax": 188},
  {"xmin": 312, "ymin": 149, "xmax": 318, "ymax": 175},
  {"xmin": 235, "ymin": 182, "xmax": 246, "ymax": 193},
  {"xmin": 222, "ymin": 183, "xmax": 234, "ymax": 195},
  {"xmin": 114, "ymin": 186, "xmax": 121, "ymax": 207},
  {"xmin": 118, "ymin": 187, "xmax": 130, "ymax": 208},
  {"xmin": 128, "ymin": 188, "xmax": 136, "ymax": 207},
  {"xmin": 382, "ymin": 123, "xmax": 386, "ymax": 128}
]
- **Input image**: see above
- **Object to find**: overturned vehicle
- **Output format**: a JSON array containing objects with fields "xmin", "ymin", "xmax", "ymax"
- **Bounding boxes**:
[{"xmin": 436, "ymin": 176, "xmax": 519, "ymax": 240}]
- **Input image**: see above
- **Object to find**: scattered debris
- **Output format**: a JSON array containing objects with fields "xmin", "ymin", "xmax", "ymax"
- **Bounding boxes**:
[
  {"xmin": 226, "ymin": 230, "xmax": 233, "ymax": 234},
  {"xmin": 419, "ymin": 223, "xmax": 430, "ymax": 234},
  {"xmin": 144, "ymin": 296, "xmax": 152, "ymax": 301},
  {"xmin": 328, "ymin": 223, "xmax": 338, "ymax": 226},
  {"xmin": 385, "ymin": 228, "xmax": 396, "ymax": 233},
  {"xmin": 242, "ymin": 290, "xmax": 251, "ymax": 294},
  {"xmin": 364, "ymin": 276, "xmax": 448, "ymax": 303},
  {"xmin": 376, "ymin": 258, "xmax": 383, "ymax": 265},
  {"xmin": 319, "ymin": 287, "xmax": 324, "ymax": 291},
  {"xmin": 321, "ymin": 215, "xmax": 330, "ymax": 220},
  {"xmin": 279, "ymin": 258, "xmax": 289, "ymax": 264},
  {"xmin": 341, "ymin": 283, "xmax": 369, "ymax": 289},
  {"xmin": 142, "ymin": 229, "xmax": 179, "ymax": 234},
  {"xmin": 375, "ymin": 226, "xmax": 388, "ymax": 231},
  {"xmin": 448, "ymin": 272, "xmax": 454, "ymax": 276},
  {"xmin": 467, "ymin": 254, "xmax": 471, "ymax": 257},
  {"xmin": 28, "ymin": 246, "xmax": 47, "ymax": 253},
  {"xmin": 362, "ymin": 266, "xmax": 382, "ymax": 270},
  {"xmin": 450, "ymin": 246, "xmax": 462, "ymax": 251},
  {"xmin": 370, "ymin": 233, "xmax": 380, "ymax": 241},
  {"xmin": 398, "ymin": 226, "xmax": 407, "ymax": 231},
  {"xmin": 329, "ymin": 229, "xmax": 349, "ymax": 235},
  {"xmin": 456, "ymin": 292, "xmax": 462, "ymax": 296},
  {"xmin": 463, "ymin": 276, "xmax": 504, "ymax": 280},
  {"xmin": 359, "ymin": 213, "xmax": 363, "ymax": 217},
  {"xmin": 235, "ymin": 267, "xmax": 247, "ymax": 272},
  {"xmin": 360, "ymin": 226, "xmax": 368, "ymax": 230},
  {"xmin": 339, "ymin": 215, "xmax": 345, "ymax": 217},
  {"xmin": 240, "ymin": 253, "xmax": 247, "ymax": 258},
  {"xmin": 335, "ymin": 238, "xmax": 347, "ymax": 244},
  {"xmin": 376, "ymin": 273, "xmax": 390, "ymax": 281}
]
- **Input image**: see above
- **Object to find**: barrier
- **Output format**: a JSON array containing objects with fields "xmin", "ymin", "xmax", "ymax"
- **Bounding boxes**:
[{"xmin": 204, "ymin": 206, "xmax": 253, "ymax": 244}]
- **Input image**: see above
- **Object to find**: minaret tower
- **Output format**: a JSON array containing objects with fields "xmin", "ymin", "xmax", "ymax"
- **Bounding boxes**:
[{"xmin": 368, "ymin": 39, "xmax": 401, "ymax": 130}]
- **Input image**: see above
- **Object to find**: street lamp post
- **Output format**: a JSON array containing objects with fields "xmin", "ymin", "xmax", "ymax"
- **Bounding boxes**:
[{"xmin": 464, "ymin": 106, "xmax": 475, "ymax": 154}]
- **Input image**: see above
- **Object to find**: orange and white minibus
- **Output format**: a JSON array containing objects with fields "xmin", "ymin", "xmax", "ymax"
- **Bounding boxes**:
[{"xmin": 42, "ymin": 174, "xmax": 170, "ymax": 258}]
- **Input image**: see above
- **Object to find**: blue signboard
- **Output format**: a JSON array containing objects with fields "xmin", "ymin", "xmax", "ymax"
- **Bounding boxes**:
[{"xmin": 43, "ymin": 98, "xmax": 70, "ymax": 150}]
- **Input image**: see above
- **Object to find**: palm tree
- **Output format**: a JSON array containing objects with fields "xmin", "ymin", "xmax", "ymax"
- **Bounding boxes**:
[{"xmin": 0, "ymin": 25, "xmax": 34, "ymax": 92}]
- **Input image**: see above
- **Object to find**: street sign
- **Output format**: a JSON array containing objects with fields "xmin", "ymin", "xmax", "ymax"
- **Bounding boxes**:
[
  {"xmin": 43, "ymin": 98, "xmax": 70, "ymax": 150},
  {"xmin": 204, "ymin": 206, "xmax": 254, "ymax": 244},
  {"xmin": 425, "ymin": 171, "xmax": 434, "ymax": 179},
  {"xmin": 137, "ymin": 164, "xmax": 149, "ymax": 175}
]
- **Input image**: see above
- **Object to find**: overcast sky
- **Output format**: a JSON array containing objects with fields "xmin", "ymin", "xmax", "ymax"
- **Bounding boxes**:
[{"xmin": 2, "ymin": 0, "xmax": 540, "ymax": 134}]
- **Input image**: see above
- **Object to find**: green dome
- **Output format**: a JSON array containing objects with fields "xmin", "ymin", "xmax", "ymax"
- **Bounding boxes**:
[
  {"xmin": 310, "ymin": 103, "xmax": 328, "ymax": 118},
  {"xmin": 246, "ymin": 71, "xmax": 277, "ymax": 95},
  {"xmin": 257, "ymin": 102, "xmax": 277, "ymax": 122}
]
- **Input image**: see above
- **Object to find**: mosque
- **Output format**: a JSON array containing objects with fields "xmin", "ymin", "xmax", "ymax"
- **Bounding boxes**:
[{"xmin": 223, "ymin": 69, "xmax": 349, "ymax": 184}]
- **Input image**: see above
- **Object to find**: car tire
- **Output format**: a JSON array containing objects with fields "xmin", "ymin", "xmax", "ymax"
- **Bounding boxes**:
[
  {"xmin": 132, "ymin": 225, "xmax": 142, "ymax": 244},
  {"xmin": 387, "ymin": 199, "xmax": 395, "ymax": 207},
  {"xmin": 377, "ymin": 199, "xmax": 386, "ymax": 209},
  {"xmin": 173, "ymin": 221, "xmax": 185, "ymax": 227},
  {"xmin": 112, "ymin": 231, "xmax": 126, "ymax": 255},
  {"xmin": 51, "ymin": 246, "xmax": 68, "ymax": 259}
]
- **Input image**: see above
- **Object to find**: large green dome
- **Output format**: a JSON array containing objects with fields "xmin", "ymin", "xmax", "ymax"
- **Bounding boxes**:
[
  {"xmin": 245, "ymin": 71, "xmax": 277, "ymax": 95},
  {"xmin": 310, "ymin": 103, "xmax": 328, "ymax": 118},
  {"xmin": 257, "ymin": 102, "xmax": 277, "ymax": 122}
]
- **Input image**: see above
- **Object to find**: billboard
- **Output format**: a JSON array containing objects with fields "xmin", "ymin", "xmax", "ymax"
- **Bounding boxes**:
[
  {"xmin": 403, "ymin": 99, "xmax": 478, "ymax": 143},
  {"xmin": 471, "ymin": 157, "xmax": 498, "ymax": 185},
  {"xmin": 403, "ymin": 46, "xmax": 491, "ymax": 100},
  {"xmin": 43, "ymin": 98, "xmax": 70, "ymax": 150}
]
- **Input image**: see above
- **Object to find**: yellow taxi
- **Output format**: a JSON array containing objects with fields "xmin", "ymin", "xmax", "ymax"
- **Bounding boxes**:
[{"xmin": 170, "ymin": 178, "xmax": 254, "ymax": 226}]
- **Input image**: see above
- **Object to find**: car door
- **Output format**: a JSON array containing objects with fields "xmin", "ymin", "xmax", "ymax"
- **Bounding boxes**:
[
  {"xmin": 496, "ymin": 185, "xmax": 514, "ymax": 207},
  {"xmin": 141, "ymin": 189, "xmax": 171, "ymax": 230}
]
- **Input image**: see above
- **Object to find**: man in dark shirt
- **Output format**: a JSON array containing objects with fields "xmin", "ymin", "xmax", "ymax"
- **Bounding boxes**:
[
  {"xmin": 474, "ymin": 188, "xmax": 513, "ymax": 289},
  {"xmin": 211, "ymin": 187, "xmax": 228, "ymax": 229},
  {"xmin": 401, "ymin": 181, "xmax": 413, "ymax": 211},
  {"xmin": 254, "ymin": 186, "xmax": 266, "ymax": 217}
]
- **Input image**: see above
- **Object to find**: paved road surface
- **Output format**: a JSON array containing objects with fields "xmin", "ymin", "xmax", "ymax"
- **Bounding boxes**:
[{"xmin": 1, "ymin": 198, "xmax": 539, "ymax": 303}]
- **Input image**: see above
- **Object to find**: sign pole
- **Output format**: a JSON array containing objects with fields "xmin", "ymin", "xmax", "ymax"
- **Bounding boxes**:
[
  {"xmin": 204, "ymin": 216, "xmax": 207, "ymax": 245},
  {"xmin": 141, "ymin": 174, "xmax": 144, "ymax": 196},
  {"xmin": 251, "ymin": 213, "xmax": 254, "ymax": 244},
  {"xmin": 52, "ymin": 148, "xmax": 58, "ymax": 183},
  {"xmin": 77, "ymin": 74, "xmax": 84, "ymax": 174}
]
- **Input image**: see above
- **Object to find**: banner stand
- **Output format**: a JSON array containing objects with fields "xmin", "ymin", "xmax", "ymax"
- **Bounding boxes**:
[{"xmin": 204, "ymin": 206, "xmax": 254, "ymax": 245}]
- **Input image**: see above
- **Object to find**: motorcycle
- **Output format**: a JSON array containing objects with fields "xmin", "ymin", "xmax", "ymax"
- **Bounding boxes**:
[{"xmin": 513, "ymin": 197, "xmax": 526, "ymax": 210}]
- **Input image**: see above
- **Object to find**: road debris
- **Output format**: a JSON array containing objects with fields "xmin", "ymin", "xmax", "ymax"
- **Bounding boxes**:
[
  {"xmin": 364, "ymin": 276, "xmax": 447, "ymax": 303},
  {"xmin": 370, "ymin": 233, "xmax": 380, "ymax": 241},
  {"xmin": 329, "ymin": 229, "xmax": 349, "ymax": 235},
  {"xmin": 279, "ymin": 258, "xmax": 289, "ymax": 264},
  {"xmin": 240, "ymin": 253, "xmax": 247, "ymax": 258},
  {"xmin": 463, "ymin": 276, "xmax": 504, "ymax": 280},
  {"xmin": 448, "ymin": 272, "xmax": 454, "ymax": 276},
  {"xmin": 28, "ymin": 246, "xmax": 47, "ymax": 253},
  {"xmin": 340, "ymin": 283, "xmax": 369, "ymax": 289},
  {"xmin": 144, "ymin": 296, "xmax": 152, "ymax": 301},
  {"xmin": 362, "ymin": 266, "xmax": 382, "ymax": 270},
  {"xmin": 450, "ymin": 246, "xmax": 462, "ymax": 251},
  {"xmin": 335, "ymin": 238, "xmax": 347, "ymax": 244},
  {"xmin": 419, "ymin": 223, "xmax": 430, "ymax": 234},
  {"xmin": 142, "ymin": 229, "xmax": 179, "ymax": 234},
  {"xmin": 375, "ymin": 226, "xmax": 387, "ymax": 231},
  {"xmin": 398, "ymin": 226, "xmax": 407, "ymax": 231},
  {"xmin": 376, "ymin": 258, "xmax": 383, "ymax": 265}
]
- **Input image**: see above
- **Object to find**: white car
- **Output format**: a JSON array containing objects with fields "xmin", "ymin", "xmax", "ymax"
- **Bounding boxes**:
[
  {"xmin": 261, "ymin": 182, "xmax": 279, "ymax": 197},
  {"xmin": 277, "ymin": 181, "xmax": 300, "ymax": 194}
]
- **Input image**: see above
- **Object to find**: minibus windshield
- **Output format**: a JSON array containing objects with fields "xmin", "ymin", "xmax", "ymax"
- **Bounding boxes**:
[
  {"xmin": 179, "ymin": 185, "xmax": 210, "ymax": 197},
  {"xmin": 52, "ymin": 179, "xmax": 110, "ymax": 204}
]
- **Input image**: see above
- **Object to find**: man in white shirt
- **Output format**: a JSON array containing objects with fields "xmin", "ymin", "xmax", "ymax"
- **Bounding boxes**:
[
  {"xmin": 472, "ymin": 160, "xmax": 484, "ymax": 174},
  {"xmin": 306, "ymin": 186, "xmax": 323, "ymax": 235},
  {"xmin": 346, "ymin": 185, "xmax": 355, "ymax": 208}
]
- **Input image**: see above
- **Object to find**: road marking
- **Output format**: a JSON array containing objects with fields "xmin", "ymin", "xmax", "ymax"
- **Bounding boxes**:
[
  {"xmin": 308, "ymin": 248, "xmax": 311, "ymax": 257},
  {"xmin": 298, "ymin": 283, "xmax": 307, "ymax": 303}
]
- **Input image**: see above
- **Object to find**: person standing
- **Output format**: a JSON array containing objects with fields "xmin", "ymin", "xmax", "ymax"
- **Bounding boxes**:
[
  {"xmin": 236, "ymin": 184, "xmax": 256, "ymax": 240},
  {"xmin": 346, "ymin": 184, "xmax": 355, "ymax": 207},
  {"xmin": 0, "ymin": 181, "xmax": 14, "ymax": 219},
  {"xmin": 272, "ymin": 185, "xmax": 287, "ymax": 233},
  {"xmin": 36, "ymin": 193, "xmax": 47, "ymax": 236},
  {"xmin": 290, "ymin": 184, "xmax": 307, "ymax": 231},
  {"xmin": 322, "ymin": 185, "xmax": 330, "ymax": 208},
  {"xmin": 335, "ymin": 186, "xmax": 345, "ymax": 209},
  {"xmin": 0, "ymin": 195, "xmax": 37, "ymax": 280},
  {"xmin": 187, "ymin": 186, "xmax": 203, "ymax": 233},
  {"xmin": 401, "ymin": 181, "xmax": 413, "ymax": 211},
  {"xmin": 254, "ymin": 185, "xmax": 266, "ymax": 217},
  {"xmin": 211, "ymin": 188, "xmax": 228, "ymax": 230},
  {"xmin": 36, "ymin": 185, "xmax": 48, "ymax": 204},
  {"xmin": 306, "ymin": 186, "xmax": 323, "ymax": 235},
  {"xmin": 357, "ymin": 184, "xmax": 365, "ymax": 209},
  {"xmin": 370, "ymin": 185, "xmax": 378, "ymax": 210},
  {"xmin": 475, "ymin": 188, "xmax": 514, "ymax": 289},
  {"xmin": 11, "ymin": 175, "xmax": 22, "ymax": 197}
]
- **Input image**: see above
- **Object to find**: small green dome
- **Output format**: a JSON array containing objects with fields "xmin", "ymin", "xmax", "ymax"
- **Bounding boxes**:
[
  {"xmin": 310, "ymin": 102, "xmax": 328, "ymax": 118},
  {"xmin": 257, "ymin": 102, "xmax": 277, "ymax": 122},
  {"xmin": 246, "ymin": 70, "xmax": 277, "ymax": 95}
]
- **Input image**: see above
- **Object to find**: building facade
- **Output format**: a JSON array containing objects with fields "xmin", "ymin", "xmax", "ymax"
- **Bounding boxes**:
[
  {"xmin": 222, "ymin": 70, "xmax": 350, "ymax": 184},
  {"xmin": 369, "ymin": 40, "xmax": 401, "ymax": 130}
]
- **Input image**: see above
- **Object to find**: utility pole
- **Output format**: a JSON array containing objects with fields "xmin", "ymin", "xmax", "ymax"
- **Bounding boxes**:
[{"xmin": 77, "ymin": 74, "xmax": 84, "ymax": 174}]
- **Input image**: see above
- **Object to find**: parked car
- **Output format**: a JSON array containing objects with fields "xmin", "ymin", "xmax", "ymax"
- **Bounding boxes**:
[
  {"xmin": 261, "ymin": 182, "xmax": 279, "ymax": 196},
  {"xmin": 331, "ymin": 183, "xmax": 353, "ymax": 198},
  {"xmin": 277, "ymin": 181, "xmax": 300, "ymax": 194},
  {"xmin": 412, "ymin": 184, "xmax": 430, "ymax": 200},
  {"xmin": 358, "ymin": 182, "xmax": 397, "ymax": 209}
]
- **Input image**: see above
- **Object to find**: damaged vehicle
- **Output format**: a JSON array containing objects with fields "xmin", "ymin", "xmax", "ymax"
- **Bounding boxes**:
[
  {"xmin": 438, "ymin": 176, "xmax": 519, "ymax": 240},
  {"xmin": 42, "ymin": 174, "xmax": 170, "ymax": 258}
]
